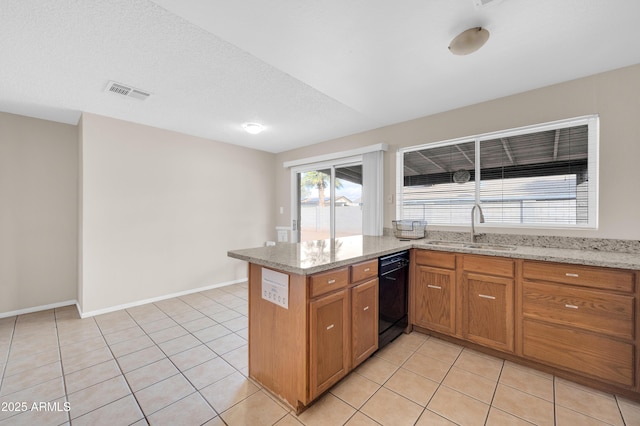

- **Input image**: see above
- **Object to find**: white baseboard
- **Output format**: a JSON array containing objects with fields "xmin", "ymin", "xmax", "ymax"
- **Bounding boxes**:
[
  {"xmin": 0, "ymin": 278, "xmax": 248, "ymax": 320},
  {"xmin": 78, "ymin": 278, "xmax": 248, "ymax": 318},
  {"xmin": 0, "ymin": 299, "xmax": 77, "ymax": 319}
]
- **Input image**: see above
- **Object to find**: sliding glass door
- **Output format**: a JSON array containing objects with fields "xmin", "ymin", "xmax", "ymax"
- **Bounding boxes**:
[
  {"xmin": 298, "ymin": 168, "xmax": 332, "ymax": 242},
  {"xmin": 335, "ymin": 164, "xmax": 363, "ymax": 238},
  {"xmin": 296, "ymin": 163, "xmax": 363, "ymax": 242}
]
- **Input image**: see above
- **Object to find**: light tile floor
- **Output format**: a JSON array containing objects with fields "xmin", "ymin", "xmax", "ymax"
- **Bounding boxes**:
[{"xmin": 1, "ymin": 282, "xmax": 640, "ymax": 425}]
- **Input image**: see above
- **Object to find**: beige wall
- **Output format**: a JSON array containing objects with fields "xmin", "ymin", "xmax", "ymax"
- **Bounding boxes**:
[
  {"xmin": 79, "ymin": 113, "xmax": 276, "ymax": 314},
  {"xmin": 275, "ymin": 63, "xmax": 640, "ymax": 240},
  {"xmin": 3, "ymin": 62, "xmax": 639, "ymax": 317},
  {"xmin": 0, "ymin": 112, "xmax": 78, "ymax": 315},
  {"xmin": 80, "ymin": 114, "xmax": 275, "ymax": 313}
]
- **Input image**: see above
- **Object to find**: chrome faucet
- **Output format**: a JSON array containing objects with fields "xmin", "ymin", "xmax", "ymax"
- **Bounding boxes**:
[{"xmin": 470, "ymin": 203, "xmax": 485, "ymax": 242}]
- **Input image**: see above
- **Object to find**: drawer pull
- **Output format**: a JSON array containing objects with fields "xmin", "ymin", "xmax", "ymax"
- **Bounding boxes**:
[
  {"xmin": 327, "ymin": 279, "xmax": 336, "ymax": 284},
  {"xmin": 479, "ymin": 294, "xmax": 496, "ymax": 300},
  {"xmin": 363, "ymin": 306, "xmax": 369, "ymax": 311},
  {"xmin": 364, "ymin": 268, "xmax": 370, "ymax": 272},
  {"xmin": 565, "ymin": 304, "xmax": 579, "ymax": 309},
  {"xmin": 565, "ymin": 273, "xmax": 579, "ymax": 277},
  {"xmin": 427, "ymin": 285, "xmax": 442, "ymax": 290},
  {"xmin": 326, "ymin": 324, "xmax": 334, "ymax": 330}
]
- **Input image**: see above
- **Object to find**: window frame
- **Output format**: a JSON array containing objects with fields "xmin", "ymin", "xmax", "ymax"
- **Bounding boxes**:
[{"xmin": 396, "ymin": 115, "xmax": 599, "ymax": 230}]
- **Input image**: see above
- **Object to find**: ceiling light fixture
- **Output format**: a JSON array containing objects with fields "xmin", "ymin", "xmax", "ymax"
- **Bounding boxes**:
[
  {"xmin": 448, "ymin": 27, "xmax": 490, "ymax": 55},
  {"xmin": 242, "ymin": 123, "xmax": 265, "ymax": 135}
]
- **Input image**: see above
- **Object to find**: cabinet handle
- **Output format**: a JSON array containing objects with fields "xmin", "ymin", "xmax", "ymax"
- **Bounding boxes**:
[
  {"xmin": 326, "ymin": 324, "xmax": 334, "ymax": 330},
  {"xmin": 565, "ymin": 304, "xmax": 579, "ymax": 309},
  {"xmin": 478, "ymin": 294, "xmax": 496, "ymax": 300},
  {"xmin": 565, "ymin": 273, "xmax": 579, "ymax": 277},
  {"xmin": 327, "ymin": 279, "xmax": 336, "ymax": 284},
  {"xmin": 363, "ymin": 306, "xmax": 369, "ymax": 311},
  {"xmin": 427, "ymin": 285, "xmax": 442, "ymax": 290},
  {"xmin": 364, "ymin": 268, "xmax": 370, "ymax": 272}
]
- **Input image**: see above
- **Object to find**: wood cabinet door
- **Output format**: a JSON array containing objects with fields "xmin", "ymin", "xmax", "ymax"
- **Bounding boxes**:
[
  {"xmin": 309, "ymin": 289, "xmax": 350, "ymax": 400},
  {"xmin": 413, "ymin": 265, "xmax": 456, "ymax": 335},
  {"xmin": 462, "ymin": 272, "xmax": 514, "ymax": 353},
  {"xmin": 351, "ymin": 278, "xmax": 379, "ymax": 368}
]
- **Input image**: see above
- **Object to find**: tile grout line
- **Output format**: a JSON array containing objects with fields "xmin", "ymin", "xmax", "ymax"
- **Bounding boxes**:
[
  {"xmin": 615, "ymin": 395, "xmax": 628, "ymax": 426},
  {"xmin": 382, "ymin": 335, "xmax": 433, "ymax": 422},
  {"xmin": 93, "ymin": 307, "xmax": 151, "ymax": 425},
  {"xmin": 553, "ymin": 376, "xmax": 557, "ymax": 426},
  {"xmin": 121, "ymin": 303, "xmax": 215, "ymax": 421},
  {"xmin": 381, "ymin": 335, "xmax": 432, "ymax": 424},
  {"xmin": 483, "ymin": 356, "xmax": 505, "ymax": 425},
  {"xmin": 186, "ymin": 285, "xmax": 281, "ymax": 425},
  {"xmin": 331, "ymin": 334, "xmax": 449, "ymax": 425},
  {"xmin": 554, "ymin": 376, "xmax": 628, "ymax": 426},
  {"xmin": 53, "ymin": 307, "xmax": 73, "ymax": 425},
  {"xmin": 416, "ymin": 335, "xmax": 465, "ymax": 424},
  {"xmin": 0, "ymin": 311, "xmax": 69, "ymax": 425},
  {"xmin": 0, "ymin": 316, "xmax": 18, "ymax": 424},
  {"xmin": 149, "ymin": 299, "xmax": 225, "ymax": 423},
  {"xmin": 89, "ymin": 293, "xmax": 244, "ymax": 420},
  {"xmin": 116, "ymin": 287, "xmax": 248, "ymax": 422},
  {"xmin": 169, "ymin": 288, "xmax": 251, "ymax": 425},
  {"xmin": 0, "ymin": 316, "xmax": 17, "ymax": 394},
  {"xmin": 78, "ymin": 288, "xmax": 244, "ymax": 424},
  {"xmin": 6, "ymin": 283, "xmax": 636, "ymax": 426}
]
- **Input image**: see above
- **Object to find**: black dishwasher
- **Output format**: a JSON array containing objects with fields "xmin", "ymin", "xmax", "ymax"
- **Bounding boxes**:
[{"xmin": 378, "ymin": 251, "xmax": 410, "ymax": 349}]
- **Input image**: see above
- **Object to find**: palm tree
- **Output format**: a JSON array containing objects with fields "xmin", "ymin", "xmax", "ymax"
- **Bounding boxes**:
[{"xmin": 301, "ymin": 171, "xmax": 343, "ymax": 207}]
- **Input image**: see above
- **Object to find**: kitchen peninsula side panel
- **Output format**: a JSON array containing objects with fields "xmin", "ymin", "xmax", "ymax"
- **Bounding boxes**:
[{"xmin": 248, "ymin": 263, "xmax": 308, "ymax": 411}]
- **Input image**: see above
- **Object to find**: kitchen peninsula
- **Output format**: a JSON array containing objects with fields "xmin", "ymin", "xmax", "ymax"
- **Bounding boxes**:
[
  {"xmin": 228, "ymin": 236, "xmax": 413, "ymax": 413},
  {"xmin": 228, "ymin": 235, "xmax": 640, "ymax": 411}
]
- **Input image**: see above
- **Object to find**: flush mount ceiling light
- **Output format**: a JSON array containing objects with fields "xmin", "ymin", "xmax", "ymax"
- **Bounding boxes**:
[
  {"xmin": 242, "ymin": 123, "xmax": 265, "ymax": 135},
  {"xmin": 448, "ymin": 27, "xmax": 490, "ymax": 55}
]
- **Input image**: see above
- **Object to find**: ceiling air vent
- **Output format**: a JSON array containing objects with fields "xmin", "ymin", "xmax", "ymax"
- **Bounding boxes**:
[{"xmin": 105, "ymin": 81, "xmax": 150, "ymax": 100}]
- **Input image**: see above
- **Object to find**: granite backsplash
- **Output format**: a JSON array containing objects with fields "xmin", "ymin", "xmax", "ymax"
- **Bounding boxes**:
[{"xmin": 383, "ymin": 228, "xmax": 640, "ymax": 254}]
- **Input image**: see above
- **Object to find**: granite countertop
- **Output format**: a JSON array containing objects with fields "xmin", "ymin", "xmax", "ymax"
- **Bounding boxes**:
[{"xmin": 227, "ymin": 235, "xmax": 640, "ymax": 275}]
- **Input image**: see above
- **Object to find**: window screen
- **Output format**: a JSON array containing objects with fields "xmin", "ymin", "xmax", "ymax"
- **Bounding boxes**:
[
  {"xmin": 403, "ymin": 141, "xmax": 476, "ymax": 224},
  {"xmin": 398, "ymin": 116, "xmax": 597, "ymax": 229}
]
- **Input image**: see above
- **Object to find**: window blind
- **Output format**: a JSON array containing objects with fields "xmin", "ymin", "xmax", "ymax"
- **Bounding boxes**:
[
  {"xmin": 479, "ymin": 125, "xmax": 588, "ymax": 225},
  {"xmin": 402, "ymin": 141, "xmax": 476, "ymax": 225},
  {"xmin": 398, "ymin": 116, "xmax": 598, "ymax": 229}
]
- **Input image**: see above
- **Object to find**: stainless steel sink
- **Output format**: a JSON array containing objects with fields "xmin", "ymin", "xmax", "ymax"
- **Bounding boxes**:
[
  {"xmin": 464, "ymin": 243, "xmax": 516, "ymax": 251},
  {"xmin": 424, "ymin": 241, "xmax": 516, "ymax": 251},
  {"xmin": 424, "ymin": 240, "xmax": 467, "ymax": 247}
]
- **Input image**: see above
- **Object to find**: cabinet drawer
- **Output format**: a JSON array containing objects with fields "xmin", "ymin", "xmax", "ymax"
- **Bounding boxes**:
[
  {"xmin": 522, "ymin": 261, "xmax": 635, "ymax": 293},
  {"xmin": 309, "ymin": 268, "xmax": 349, "ymax": 298},
  {"xmin": 522, "ymin": 320, "xmax": 634, "ymax": 387},
  {"xmin": 350, "ymin": 259, "xmax": 378, "ymax": 283},
  {"xmin": 414, "ymin": 250, "xmax": 456, "ymax": 269},
  {"xmin": 462, "ymin": 255, "xmax": 514, "ymax": 278},
  {"xmin": 523, "ymin": 281, "xmax": 635, "ymax": 340}
]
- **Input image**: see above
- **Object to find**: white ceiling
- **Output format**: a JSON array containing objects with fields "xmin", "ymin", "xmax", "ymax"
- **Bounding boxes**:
[{"xmin": 1, "ymin": 0, "xmax": 639, "ymax": 153}]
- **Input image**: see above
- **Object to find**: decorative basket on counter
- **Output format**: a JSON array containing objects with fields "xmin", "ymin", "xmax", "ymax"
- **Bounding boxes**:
[{"xmin": 392, "ymin": 220, "xmax": 427, "ymax": 239}]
